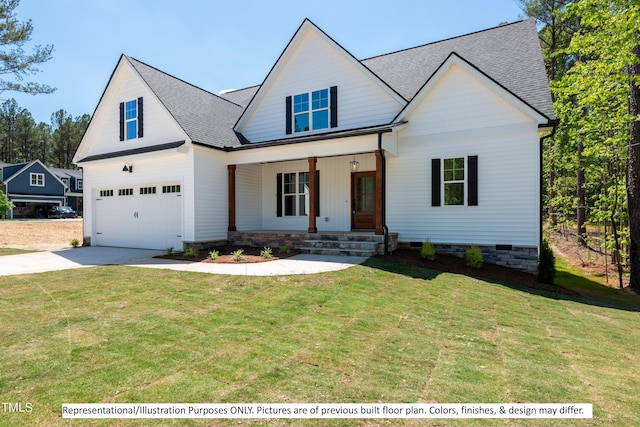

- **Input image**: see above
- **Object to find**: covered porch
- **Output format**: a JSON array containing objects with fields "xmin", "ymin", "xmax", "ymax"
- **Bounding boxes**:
[{"xmin": 224, "ymin": 128, "xmax": 401, "ymax": 255}]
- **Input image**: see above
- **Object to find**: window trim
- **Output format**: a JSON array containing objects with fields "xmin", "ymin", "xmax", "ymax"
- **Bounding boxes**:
[
  {"xmin": 286, "ymin": 86, "xmax": 337, "ymax": 135},
  {"xmin": 281, "ymin": 171, "xmax": 309, "ymax": 217},
  {"xmin": 30, "ymin": 173, "xmax": 45, "ymax": 187},
  {"xmin": 443, "ymin": 157, "xmax": 466, "ymax": 206}
]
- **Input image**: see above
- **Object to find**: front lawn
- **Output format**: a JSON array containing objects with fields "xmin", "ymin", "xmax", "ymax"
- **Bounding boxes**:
[{"xmin": 0, "ymin": 260, "xmax": 639, "ymax": 426}]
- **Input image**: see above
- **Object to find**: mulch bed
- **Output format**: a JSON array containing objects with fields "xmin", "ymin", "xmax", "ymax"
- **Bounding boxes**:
[
  {"xmin": 155, "ymin": 246, "xmax": 301, "ymax": 264},
  {"xmin": 375, "ymin": 249, "xmax": 578, "ymax": 296},
  {"xmin": 157, "ymin": 244, "xmax": 576, "ymax": 296}
]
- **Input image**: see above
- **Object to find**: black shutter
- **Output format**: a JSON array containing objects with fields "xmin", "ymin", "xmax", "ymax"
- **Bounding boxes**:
[
  {"xmin": 137, "ymin": 97, "xmax": 144, "ymax": 138},
  {"xmin": 431, "ymin": 159, "xmax": 441, "ymax": 207},
  {"xmin": 285, "ymin": 96, "xmax": 292, "ymax": 135},
  {"xmin": 330, "ymin": 86, "xmax": 338, "ymax": 128},
  {"xmin": 119, "ymin": 102, "xmax": 124, "ymax": 141},
  {"xmin": 468, "ymin": 155, "xmax": 478, "ymax": 206},
  {"xmin": 276, "ymin": 173, "xmax": 283, "ymax": 217},
  {"xmin": 315, "ymin": 170, "xmax": 320, "ymax": 217}
]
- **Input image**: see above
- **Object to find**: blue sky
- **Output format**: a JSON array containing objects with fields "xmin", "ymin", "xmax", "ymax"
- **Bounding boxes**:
[{"xmin": 10, "ymin": 0, "xmax": 526, "ymax": 125}]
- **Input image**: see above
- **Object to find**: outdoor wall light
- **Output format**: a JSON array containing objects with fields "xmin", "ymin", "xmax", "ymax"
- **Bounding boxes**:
[
  {"xmin": 122, "ymin": 163, "xmax": 133, "ymax": 173},
  {"xmin": 350, "ymin": 156, "xmax": 359, "ymax": 172}
]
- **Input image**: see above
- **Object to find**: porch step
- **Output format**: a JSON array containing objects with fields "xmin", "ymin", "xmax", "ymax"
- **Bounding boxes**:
[{"xmin": 300, "ymin": 237, "xmax": 380, "ymax": 257}]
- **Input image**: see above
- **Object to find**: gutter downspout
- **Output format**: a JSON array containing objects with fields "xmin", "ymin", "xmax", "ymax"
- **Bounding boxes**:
[
  {"xmin": 539, "ymin": 121, "xmax": 558, "ymax": 253},
  {"xmin": 378, "ymin": 132, "xmax": 389, "ymax": 255}
]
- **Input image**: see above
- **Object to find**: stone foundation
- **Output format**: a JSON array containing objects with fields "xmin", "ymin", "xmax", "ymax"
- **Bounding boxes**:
[
  {"xmin": 182, "ymin": 239, "xmax": 230, "ymax": 251},
  {"xmin": 228, "ymin": 231, "xmax": 398, "ymax": 256},
  {"xmin": 398, "ymin": 242, "xmax": 538, "ymax": 274}
]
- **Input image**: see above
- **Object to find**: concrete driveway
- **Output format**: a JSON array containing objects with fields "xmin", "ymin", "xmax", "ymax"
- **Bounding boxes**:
[{"xmin": 0, "ymin": 246, "xmax": 367, "ymax": 277}]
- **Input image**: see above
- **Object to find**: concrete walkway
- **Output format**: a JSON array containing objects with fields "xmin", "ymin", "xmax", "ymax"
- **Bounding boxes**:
[{"xmin": 0, "ymin": 246, "xmax": 367, "ymax": 277}]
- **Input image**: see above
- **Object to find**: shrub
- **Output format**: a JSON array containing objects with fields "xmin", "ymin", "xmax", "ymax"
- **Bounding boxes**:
[
  {"xmin": 232, "ymin": 248, "xmax": 244, "ymax": 262},
  {"xmin": 184, "ymin": 247, "xmax": 199, "ymax": 258},
  {"xmin": 165, "ymin": 246, "xmax": 174, "ymax": 256},
  {"xmin": 0, "ymin": 190, "xmax": 13, "ymax": 217},
  {"xmin": 420, "ymin": 240, "xmax": 436, "ymax": 261},
  {"xmin": 538, "ymin": 239, "xmax": 556, "ymax": 284},
  {"xmin": 70, "ymin": 238, "xmax": 80, "ymax": 248},
  {"xmin": 260, "ymin": 247, "xmax": 273, "ymax": 258},
  {"xmin": 466, "ymin": 246, "xmax": 483, "ymax": 269},
  {"xmin": 208, "ymin": 250, "xmax": 219, "ymax": 260},
  {"xmin": 280, "ymin": 245, "xmax": 291, "ymax": 254}
]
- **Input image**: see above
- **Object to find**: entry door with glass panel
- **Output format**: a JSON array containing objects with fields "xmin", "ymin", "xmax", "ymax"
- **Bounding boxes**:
[{"xmin": 351, "ymin": 171, "xmax": 376, "ymax": 230}]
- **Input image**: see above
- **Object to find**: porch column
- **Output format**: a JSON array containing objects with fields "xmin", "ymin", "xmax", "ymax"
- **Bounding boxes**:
[
  {"xmin": 227, "ymin": 164, "xmax": 236, "ymax": 232},
  {"xmin": 308, "ymin": 156, "xmax": 317, "ymax": 233},
  {"xmin": 375, "ymin": 150, "xmax": 384, "ymax": 235}
]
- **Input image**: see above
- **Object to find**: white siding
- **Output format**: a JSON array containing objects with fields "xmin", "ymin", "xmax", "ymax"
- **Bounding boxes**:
[
  {"xmin": 386, "ymin": 63, "xmax": 540, "ymax": 247},
  {"xmin": 82, "ymin": 149, "xmax": 192, "ymax": 246},
  {"xmin": 75, "ymin": 60, "xmax": 187, "ymax": 163},
  {"xmin": 192, "ymin": 146, "xmax": 228, "ymax": 242},
  {"xmin": 259, "ymin": 154, "xmax": 376, "ymax": 231},
  {"xmin": 237, "ymin": 27, "xmax": 403, "ymax": 142},
  {"xmin": 236, "ymin": 164, "xmax": 262, "ymax": 230}
]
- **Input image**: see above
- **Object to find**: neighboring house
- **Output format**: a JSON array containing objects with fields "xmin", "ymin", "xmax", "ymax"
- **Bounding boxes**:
[
  {"xmin": 0, "ymin": 160, "xmax": 75, "ymax": 219},
  {"xmin": 73, "ymin": 19, "xmax": 556, "ymax": 273},
  {"xmin": 51, "ymin": 167, "xmax": 84, "ymax": 215}
]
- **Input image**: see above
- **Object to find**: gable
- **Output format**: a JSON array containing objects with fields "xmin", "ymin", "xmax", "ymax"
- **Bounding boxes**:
[
  {"xmin": 73, "ymin": 57, "xmax": 188, "ymax": 163},
  {"xmin": 398, "ymin": 56, "xmax": 545, "ymax": 137},
  {"xmin": 235, "ymin": 20, "xmax": 406, "ymax": 143},
  {"xmin": 4, "ymin": 161, "xmax": 65, "ymax": 195}
]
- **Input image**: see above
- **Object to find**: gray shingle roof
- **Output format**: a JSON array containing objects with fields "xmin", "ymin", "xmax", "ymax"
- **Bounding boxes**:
[
  {"xmin": 121, "ymin": 19, "xmax": 553, "ymax": 152},
  {"xmin": 127, "ymin": 56, "xmax": 246, "ymax": 149},
  {"xmin": 362, "ymin": 19, "xmax": 555, "ymax": 120}
]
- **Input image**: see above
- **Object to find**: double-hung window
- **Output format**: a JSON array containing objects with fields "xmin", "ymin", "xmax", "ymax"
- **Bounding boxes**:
[
  {"xmin": 125, "ymin": 100, "xmax": 137, "ymax": 140},
  {"xmin": 119, "ymin": 97, "xmax": 143, "ymax": 141},
  {"xmin": 443, "ymin": 157, "xmax": 465, "ymax": 206},
  {"xmin": 282, "ymin": 172, "xmax": 309, "ymax": 216},
  {"xmin": 431, "ymin": 156, "xmax": 478, "ymax": 207}
]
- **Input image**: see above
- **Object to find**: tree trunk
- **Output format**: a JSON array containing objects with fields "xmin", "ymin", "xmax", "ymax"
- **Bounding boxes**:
[
  {"xmin": 629, "ymin": 45, "xmax": 640, "ymax": 291},
  {"xmin": 577, "ymin": 139, "xmax": 587, "ymax": 246}
]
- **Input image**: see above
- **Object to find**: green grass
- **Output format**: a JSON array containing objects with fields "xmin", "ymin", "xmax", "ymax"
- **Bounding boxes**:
[
  {"xmin": 0, "ymin": 259, "xmax": 639, "ymax": 426},
  {"xmin": 0, "ymin": 248, "xmax": 38, "ymax": 256}
]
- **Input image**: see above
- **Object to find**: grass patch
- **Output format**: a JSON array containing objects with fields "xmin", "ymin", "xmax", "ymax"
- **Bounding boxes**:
[
  {"xmin": 0, "ymin": 247, "xmax": 38, "ymax": 256},
  {"xmin": 0, "ymin": 262, "xmax": 639, "ymax": 426}
]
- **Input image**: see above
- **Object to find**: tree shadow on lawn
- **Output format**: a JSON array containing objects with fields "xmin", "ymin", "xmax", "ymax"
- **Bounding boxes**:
[{"xmin": 364, "ymin": 250, "xmax": 640, "ymax": 313}]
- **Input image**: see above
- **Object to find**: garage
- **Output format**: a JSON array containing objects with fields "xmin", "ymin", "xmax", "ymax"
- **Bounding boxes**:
[{"xmin": 94, "ymin": 183, "xmax": 183, "ymax": 250}]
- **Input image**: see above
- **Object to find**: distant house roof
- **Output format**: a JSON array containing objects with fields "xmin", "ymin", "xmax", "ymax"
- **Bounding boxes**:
[{"xmin": 116, "ymin": 19, "xmax": 554, "ymax": 152}]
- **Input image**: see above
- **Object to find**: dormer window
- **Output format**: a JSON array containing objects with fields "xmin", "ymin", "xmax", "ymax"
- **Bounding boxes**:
[
  {"xmin": 286, "ymin": 86, "xmax": 337, "ymax": 135},
  {"xmin": 119, "ymin": 97, "xmax": 144, "ymax": 141}
]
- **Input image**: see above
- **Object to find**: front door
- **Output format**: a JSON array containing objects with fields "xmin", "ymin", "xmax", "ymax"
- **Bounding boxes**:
[{"xmin": 351, "ymin": 171, "xmax": 376, "ymax": 230}]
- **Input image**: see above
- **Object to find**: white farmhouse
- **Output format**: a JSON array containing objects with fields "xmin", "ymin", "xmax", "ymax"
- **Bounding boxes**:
[{"xmin": 73, "ymin": 19, "xmax": 556, "ymax": 273}]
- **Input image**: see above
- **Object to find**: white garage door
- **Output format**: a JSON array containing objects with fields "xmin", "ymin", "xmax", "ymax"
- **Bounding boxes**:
[{"xmin": 95, "ymin": 183, "xmax": 182, "ymax": 250}]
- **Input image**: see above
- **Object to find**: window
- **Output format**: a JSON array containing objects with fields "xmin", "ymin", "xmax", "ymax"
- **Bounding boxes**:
[
  {"xmin": 140, "ymin": 186, "xmax": 156, "ymax": 195},
  {"xmin": 162, "ymin": 185, "xmax": 181, "ymax": 193},
  {"xmin": 99, "ymin": 189, "xmax": 113, "ymax": 197},
  {"xmin": 286, "ymin": 86, "xmax": 337, "ymax": 135},
  {"xmin": 118, "ymin": 188, "xmax": 133, "ymax": 196},
  {"xmin": 119, "ymin": 97, "xmax": 143, "ymax": 141},
  {"xmin": 280, "ymin": 172, "xmax": 310, "ymax": 216},
  {"xmin": 30, "ymin": 173, "xmax": 44, "ymax": 187},
  {"xmin": 431, "ymin": 156, "xmax": 478, "ymax": 207},
  {"xmin": 61, "ymin": 178, "xmax": 69, "ymax": 189},
  {"xmin": 443, "ymin": 157, "xmax": 465, "ymax": 206},
  {"xmin": 77, "ymin": 180, "xmax": 83, "ymax": 191},
  {"xmin": 125, "ymin": 100, "xmax": 137, "ymax": 140}
]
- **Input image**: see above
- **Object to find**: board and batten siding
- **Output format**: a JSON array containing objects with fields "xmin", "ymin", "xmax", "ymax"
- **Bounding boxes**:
[
  {"xmin": 237, "ymin": 28, "xmax": 403, "ymax": 143},
  {"xmin": 192, "ymin": 146, "xmax": 229, "ymax": 242},
  {"xmin": 259, "ymin": 154, "xmax": 376, "ymax": 232},
  {"xmin": 83, "ymin": 150, "xmax": 192, "ymax": 244},
  {"xmin": 75, "ymin": 60, "xmax": 187, "ymax": 162},
  {"xmin": 386, "ymin": 63, "xmax": 540, "ymax": 247}
]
